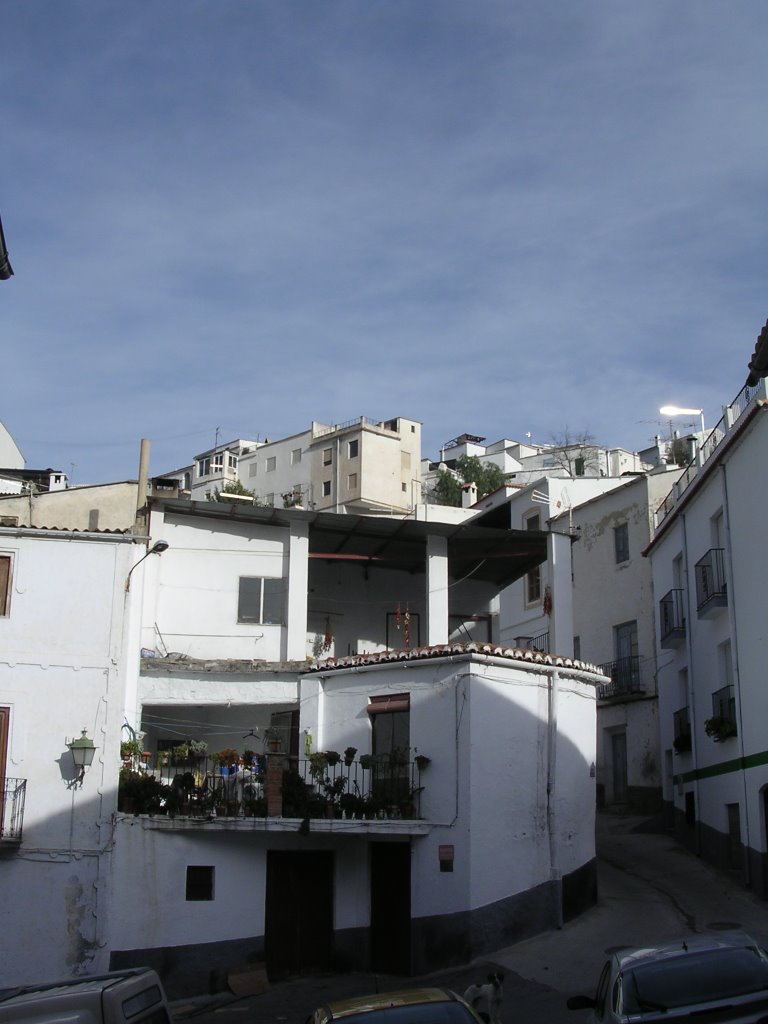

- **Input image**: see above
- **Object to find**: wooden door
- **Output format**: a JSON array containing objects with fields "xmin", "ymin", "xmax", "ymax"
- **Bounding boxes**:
[{"xmin": 265, "ymin": 851, "xmax": 334, "ymax": 978}]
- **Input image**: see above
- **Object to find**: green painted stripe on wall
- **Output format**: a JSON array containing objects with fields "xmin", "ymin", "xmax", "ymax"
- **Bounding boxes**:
[{"xmin": 673, "ymin": 748, "xmax": 768, "ymax": 786}]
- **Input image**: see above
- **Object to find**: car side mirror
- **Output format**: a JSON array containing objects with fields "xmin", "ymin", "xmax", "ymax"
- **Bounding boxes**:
[{"xmin": 567, "ymin": 995, "xmax": 596, "ymax": 1011}]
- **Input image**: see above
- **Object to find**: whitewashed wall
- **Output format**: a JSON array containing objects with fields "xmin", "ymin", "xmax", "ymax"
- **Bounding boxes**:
[{"xmin": 0, "ymin": 531, "xmax": 136, "ymax": 985}]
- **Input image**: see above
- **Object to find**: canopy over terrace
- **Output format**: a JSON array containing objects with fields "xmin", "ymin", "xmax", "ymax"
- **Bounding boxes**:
[{"xmin": 147, "ymin": 495, "xmax": 548, "ymax": 647}]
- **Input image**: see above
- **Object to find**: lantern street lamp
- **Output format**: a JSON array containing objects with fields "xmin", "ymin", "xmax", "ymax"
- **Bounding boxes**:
[{"xmin": 67, "ymin": 730, "xmax": 97, "ymax": 786}]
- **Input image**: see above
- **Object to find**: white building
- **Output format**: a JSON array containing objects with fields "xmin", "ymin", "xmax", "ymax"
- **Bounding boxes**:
[
  {"xmin": 0, "ymin": 526, "xmax": 147, "ymax": 984},
  {"xmin": 1, "ymin": 483, "xmax": 605, "ymax": 996},
  {"xmin": 175, "ymin": 416, "xmax": 423, "ymax": 515},
  {"xmin": 103, "ymin": 497, "xmax": 603, "ymax": 996},
  {"xmin": 646, "ymin": 373, "xmax": 768, "ymax": 895}
]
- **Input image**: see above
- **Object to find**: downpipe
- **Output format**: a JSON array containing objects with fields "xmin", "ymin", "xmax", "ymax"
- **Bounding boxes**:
[{"xmin": 547, "ymin": 668, "xmax": 563, "ymax": 928}]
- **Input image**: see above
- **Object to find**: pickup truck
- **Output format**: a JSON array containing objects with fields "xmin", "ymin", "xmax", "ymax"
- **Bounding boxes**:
[{"xmin": 0, "ymin": 966, "xmax": 172, "ymax": 1023}]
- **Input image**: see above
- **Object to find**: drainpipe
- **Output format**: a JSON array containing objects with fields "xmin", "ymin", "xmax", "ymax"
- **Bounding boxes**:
[
  {"xmin": 721, "ymin": 463, "xmax": 752, "ymax": 885},
  {"xmin": 680, "ymin": 513, "xmax": 702, "ymax": 856},
  {"xmin": 547, "ymin": 668, "xmax": 563, "ymax": 926}
]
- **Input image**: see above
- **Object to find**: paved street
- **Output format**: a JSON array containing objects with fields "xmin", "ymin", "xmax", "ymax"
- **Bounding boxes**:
[{"xmin": 172, "ymin": 813, "xmax": 768, "ymax": 1024}]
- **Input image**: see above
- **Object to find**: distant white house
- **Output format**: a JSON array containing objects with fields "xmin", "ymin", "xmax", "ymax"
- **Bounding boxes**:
[
  {"xmin": 646, "ymin": 372, "xmax": 768, "ymax": 895},
  {"xmin": 166, "ymin": 415, "xmax": 423, "ymax": 515}
]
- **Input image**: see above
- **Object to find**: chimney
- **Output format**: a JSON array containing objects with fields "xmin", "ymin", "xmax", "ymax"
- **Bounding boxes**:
[{"xmin": 461, "ymin": 481, "xmax": 478, "ymax": 508}]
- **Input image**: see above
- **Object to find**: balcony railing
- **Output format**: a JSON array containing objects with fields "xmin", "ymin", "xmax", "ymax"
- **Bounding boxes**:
[
  {"xmin": 654, "ymin": 379, "xmax": 766, "ymax": 531},
  {"xmin": 695, "ymin": 548, "xmax": 727, "ymax": 617},
  {"xmin": 660, "ymin": 589, "xmax": 686, "ymax": 648},
  {"xmin": 597, "ymin": 656, "xmax": 643, "ymax": 700},
  {"xmin": 673, "ymin": 707, "xmax": 692, "ymax": 754},
  {"xmin": 1, "ymin": 778, "xmax": 26, "ymax": 841},
  {"xmin": 118, "ymin": 755, "xmax": 426, "ymax": 821},
  {"xmin": 515, "ymin": 631, "xmax": 550, "ymax": 653}
]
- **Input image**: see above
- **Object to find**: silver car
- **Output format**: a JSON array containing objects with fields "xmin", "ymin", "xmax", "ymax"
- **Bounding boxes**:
[{"xmin": 567, "ymin": 932, "xmax": 768, "ymax": 1024}]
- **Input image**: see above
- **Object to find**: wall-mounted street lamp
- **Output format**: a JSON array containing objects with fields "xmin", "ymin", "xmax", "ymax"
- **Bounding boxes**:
[
  {"xmin": 0, "ymin": 213, "xmax": 13, "ymax": 281},
  {"xmin": 125, "ymin": 539, "xmax": 169, "ymax": 592},
  {"xmin": 659, "ymin": 405, "xmax": 705, "ymax": 435},
  {"xmin": 67, "ymin": 730, "xmax": 97, "ymax": 786}
]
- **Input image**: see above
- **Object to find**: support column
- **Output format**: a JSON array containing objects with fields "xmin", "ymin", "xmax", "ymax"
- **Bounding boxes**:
[
  {"xmin": 426, "ymin": 535, "xmax": 449, "ymax": 646},
  {"xmin": 547, "ymin": 530, "xmax": 574, "ymax": 658},
  {"xmin": 286, "ymin": 521, "xmax": 309, "ymax": 662}
]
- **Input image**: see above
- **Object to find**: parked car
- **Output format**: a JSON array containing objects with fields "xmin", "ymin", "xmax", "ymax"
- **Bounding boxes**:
[
  {"xmin": 567, "ymin": 931, "xmax": 768, "ymax": 1024},
  {"xmin": 311, "ymin": 987, "xmax": 485, "ymax": 1024},
  {"xmin": 0, "ymin": 966, "xmax": 172, "ymax": 1023}
]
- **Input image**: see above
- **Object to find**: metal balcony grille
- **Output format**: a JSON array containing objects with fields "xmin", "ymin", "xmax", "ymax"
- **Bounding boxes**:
[
  {"xmin": 673, "ymin": 707, "xmax": 692, "ymax": 753},
  {"xmin": 1, "ymin": 778, "xmax": 26, "ymax": 841},
  {"xmin": 597, "ymin": 656, "xmax": 643, "ymax": 699},
  {"xmin": 695, "ymin": 548, "xmax": 727, "ymax": 616},
  {"xmin": 515, "ymin": 631, "xmax": 550, "ymax": 653},
  {"xmin": 660, "ymin": 589, "xmax": 686, "ymax": 648}
]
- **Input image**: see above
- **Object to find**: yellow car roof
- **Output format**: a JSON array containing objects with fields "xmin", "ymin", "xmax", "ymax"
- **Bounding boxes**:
[{"xmin": 321, "ymin": 988, "xmax": 458, "ymax": 1020}]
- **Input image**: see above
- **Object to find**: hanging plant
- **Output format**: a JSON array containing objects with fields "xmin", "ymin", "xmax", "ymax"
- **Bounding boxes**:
[
  {"xmin": 704, "ymin": 716, "xmax": 737, "ymax": 743},
  {"xmin": 414, "ymin": 754, "xmax": 431, "ymax": 771},
  {"xmin": 308, "ymin": 752, "xmax": 329, "ymax": 781},
  {"xmin": 343, "ymin": 746, "xmax": 357, "ymax": 767}
]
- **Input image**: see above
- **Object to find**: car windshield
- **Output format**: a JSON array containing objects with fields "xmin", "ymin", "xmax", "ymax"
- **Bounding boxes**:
[
  {"xmin": 622, "ymin": 946, "xmax": 768, "ymax": 1013},
  {"xmin": 333, "ymin": 1002, "xmax": 476, "ymax": 1024}
]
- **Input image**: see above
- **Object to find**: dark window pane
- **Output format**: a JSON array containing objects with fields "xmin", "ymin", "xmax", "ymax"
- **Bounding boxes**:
[
  {"xmin": 262, "ymin": 578, "xmax": 283, "ymax": 624},
  {"xmin": 186, "ymin": 865, "xmax": 214, "ymax": 901},
  {"xmin": 238, "ymin": 577, "xmax": 262, "ymax": 622}
]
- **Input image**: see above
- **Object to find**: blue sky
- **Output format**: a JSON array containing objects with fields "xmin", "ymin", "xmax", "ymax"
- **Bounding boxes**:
[{"xmin": 2, "ymin": 2, "xmax": 767, "ymax": 483}]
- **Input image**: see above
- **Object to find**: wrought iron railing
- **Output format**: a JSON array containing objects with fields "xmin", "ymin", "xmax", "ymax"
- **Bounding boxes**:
[
  {"xmin": 118, "ymin": 755, "xmax": 425, "ymax": 821},
  {"xmin": 597, "ymin": 656, "xmax": 643, "ymax": 699},
  {"xmin": 660, "ymin": 588, "xmax": 686, "ymax": 645},
  {"xmin": 673, "ymin": 707, "xmax": 692, "ymax": 753},
  {"xmin": 515, "ymin": 631, "xmax": 550, "ymax": 653},
  {"xmin": 695, "ymin": 548, "xmax": 727, "ymax": 613},
  {"xmin": 1, "ymin": 778, "xmax": 26, "ymax": 841},
  {"xmin": 654, "ymin": 379, "xmax": 766, "ymax": 530}
]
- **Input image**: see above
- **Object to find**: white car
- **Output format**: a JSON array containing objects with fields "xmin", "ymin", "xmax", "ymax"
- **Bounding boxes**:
[{"xmin": 567, "ymin": 932, "xmax": 768, "ymax": 1024}]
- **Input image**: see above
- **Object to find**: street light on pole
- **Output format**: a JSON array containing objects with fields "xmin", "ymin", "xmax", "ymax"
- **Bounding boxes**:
[{"xmin": 659, "ymin": 405, "xmax": 705, "ymax": 436}]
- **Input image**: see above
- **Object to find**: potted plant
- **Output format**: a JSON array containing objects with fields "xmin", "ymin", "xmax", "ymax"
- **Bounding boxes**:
[
  {"xmin": 118, "ymin": 769, "xmax": 169, "ymax": 815},
  {"xmin": 343, "ymin": 746, "xmax": 357, "ymax": 767},
  {"xmin": 214, "ymin": 747, "xmax": 240, "ymax": 770},
  {"xmin": 359, "ymin": 753, "xmax": 375, "ymax": 771},
  {"xmin": 673, "ymin": 732, "xmax": 692, "ymax": 753},
  {"xmin": 264, "ymin": 727, "xmax": 283, "ymax": 753},
  {"xmin": 414, "ymin": 754, "xmax": 431, "ymax": 771},
  {"xmin": 704, "ymin": 716, "xmax": 737, "ymax": 742},
  {"xmin": 308, "ymin": 752, "xmax": 329, "ymax": 782},
  {"xmin": 325, "ymin": 750, "xmax": 341, "ymax": 767},
  {"xmin": 120, "ymin": 739, "xmax": 141, "ymax": 762},
  {"xmin": 188, "ymin": 739, "xmax": 208, "ymax": 761}
]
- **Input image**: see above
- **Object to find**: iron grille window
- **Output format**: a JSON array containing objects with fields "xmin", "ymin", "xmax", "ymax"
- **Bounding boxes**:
[
  {"xmin": 673, "ymin": 707, "xmax": 692, "ymax": 752},
  {"xmin": 712, "ymin": 684, "xmax": 736, "ymax": 724}
]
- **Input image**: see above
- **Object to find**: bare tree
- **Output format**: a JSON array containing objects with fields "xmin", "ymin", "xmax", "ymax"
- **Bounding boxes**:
[{"xmin": 546, "ymin": 427, "xmax": 602, "ymax": 476}]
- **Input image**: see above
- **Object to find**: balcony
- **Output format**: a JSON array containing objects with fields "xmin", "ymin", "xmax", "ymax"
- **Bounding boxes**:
[
  {"xmin": 660, "ymin": 589, "xmax": 686, "ymax": 648},
  {"xmin": 695, "ymin": 549, "xmax": 727, "ymax": 618},
  {"xmin": 673, "ymin": 707, "xmax": 692, "ymax": 754},
  {"xmin": 1, "ymin": 777, "xmax": 26, "ymax": 842},
  {"xmin": 515, "ymin": 631, "xmax": 550, "ymax": 653},
  {"xmin": 597, "ymin": 656, "xmax": 644, "ymax": 700},
  {"xmin": 118, "ymin": 754, "xmax": 430, "ymax": 835},
  {"xmin": 704, "ymin": 685, "xmax": 737, "ymax": 742}
]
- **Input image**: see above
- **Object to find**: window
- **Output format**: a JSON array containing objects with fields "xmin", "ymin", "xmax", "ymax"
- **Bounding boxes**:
[
  {"xmin": 186, "ymin": 865, "xmax": 214, "ymax": 901},
  {"xmin": 613, "ymin": 620, "xmax": 639, "ymax": 691},
  {"xmin": 402, "ymin": 482, "xmax": 407, "ymax": 492},
  {"xmin": 266, "ymin": 456, "xmax": 276, "ymax": 472},
  {"xmin": 248, "ymin": 463, "xmax": 258, "ymax": 477},
  {"xmin": 573, "ymin": 636, "xmax": 581, "ymax": 660},
  {"xmin": 368, "ymin": 693, "xmax": 411, "ymax": 807},
  {"xmin": 0, "ymin": 555, "xmax": 11, "ymax": 616},
  {"xmin": 614, "ymin": 523, "xmax": 629, "ymax": 563},
  {"xmin": 323, "ymin": 447, "xmax": 333, "ymax": 466},
  {"xmin": 227, "ymin": 453, "xmax": 237, "ymax": 470},
  {"xmin": 524, "ymin": 512, "xmax": 541, "ymax": 603},
  {"xmin": 197, "ymin": 457, "xmax": 210, "ymax": 477},
  {"xmin": 212, "ymin": 453, "xmax": 223, "ymax": 472},
  {"xmin": 348, "ymin": 439, "xmax": 359, "ymax": 459},
  {"xmin": 347, "ymin": 473, "xmax": 358, "ymax": 490},
  {"xmin": 401, "ymin": 451, "xmax": 411, "ymax": 470},
  {"xmin": 237, "ymin": 577, "xmax": 283, "ymax": 624},
  {"xmin": 322, "ymin": 480, "xmax": 331, "ymax": 497},
  {"xmin": 291, "ymin": 448, "xmax": 302, "ymax": 465}
]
